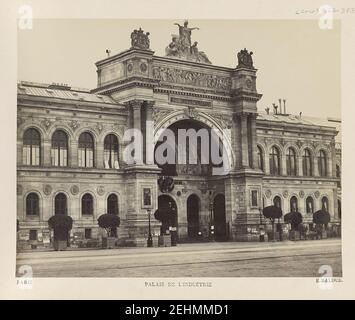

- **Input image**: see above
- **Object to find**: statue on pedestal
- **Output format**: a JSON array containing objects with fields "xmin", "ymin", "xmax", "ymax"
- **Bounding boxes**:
[{"xmin": 165, "ymin": 20, "xmax": 211, "ymax": 64}]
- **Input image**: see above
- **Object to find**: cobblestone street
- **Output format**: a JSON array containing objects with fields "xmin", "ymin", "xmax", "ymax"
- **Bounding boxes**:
[{"xmin": 16, "ymin": 239, "xmax": 342, "ymax": 277}]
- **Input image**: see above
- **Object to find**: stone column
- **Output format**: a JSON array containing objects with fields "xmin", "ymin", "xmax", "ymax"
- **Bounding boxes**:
[
  {"xmin": 298, "ymin": 155, "xmax": 303, "ymax": 176},
  {"xmin": 281, "ymin": 153, "xmax": 287, "ymax": 176},
  {"xmin": 240, "ymin": 113, "xmax": 249, "ymax": 168},
  {"xmin": 145, "ymin": 101, "xmax": 155, "ymax": 165},
  {"xmin": 70, "ymin": 140, "xmax": 78, "ymax": 168},
  {"xmin": 328, "ymin": 147, "xmax": 334, "ymax": 177},
  {"xmin": 313, "ymin": 156, "xmax": 319, "ymax": 177},
  {"xmin": 96, "ymin": 142, "xmax": 104, "ymax": 169},
  {"xmin": 232, "ymin": 114, "xmax": 241, "ymax": 169},
  {"xmin": 43, "ymin": 139, "xmax": 52, "ymax": 166},
  {"xmin": 250, "ymin": 113, "xmax": 258, "ymax": 169},
  {"xmin": 131, "ymin": 100, "xmax": 143, "ymax": 165}
]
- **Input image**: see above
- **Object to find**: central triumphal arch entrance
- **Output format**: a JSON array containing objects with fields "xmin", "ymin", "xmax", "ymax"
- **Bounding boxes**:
[{"xmin": 93, "ymin": 21, "xmax": 264, "ymax": 245}]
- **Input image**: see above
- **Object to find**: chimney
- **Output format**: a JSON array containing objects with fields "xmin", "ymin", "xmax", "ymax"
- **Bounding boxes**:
[
  {"xmin": 278, "ymin": 99, "xmax": 282, "ymax": 114},
  {"xmin": 283, "ymin": 99, "xmax": 286, "ymax": 114},
  {"xmin": 273, "ymin": 103, "xmax": 278, "ymax": 114}
]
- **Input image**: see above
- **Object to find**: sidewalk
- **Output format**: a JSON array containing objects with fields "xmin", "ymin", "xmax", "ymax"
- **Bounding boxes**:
[{"xmin": 17, "ymin": 238, "xmax": 341, "ymax": 261}]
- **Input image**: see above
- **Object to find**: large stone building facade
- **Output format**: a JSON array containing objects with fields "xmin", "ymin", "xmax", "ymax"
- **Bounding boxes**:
[{"xmin": 16, "ymin": 23, "xmax": 341, "ymax": 249}]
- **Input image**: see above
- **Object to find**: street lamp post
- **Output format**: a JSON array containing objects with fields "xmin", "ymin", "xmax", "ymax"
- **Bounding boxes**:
[
  {"xmin": 209, "ymin": 201, "xmax": 215, "ymax": 242},
  {"xmin": 147, "ymin": 209, "xmax": 153, "ymax": 248},
  {"xmin": 259, "ymin": 207, "xmax": 265, "ymax": 242}
]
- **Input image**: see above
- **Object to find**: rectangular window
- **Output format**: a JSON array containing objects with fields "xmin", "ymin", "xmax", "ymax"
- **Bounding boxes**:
[
  {"xmin": 85, "ymin": 228, "xmax": 92, "ymax": 239},
  {"xmin": 251, "ymin": 190, "xmax": 258, "ymax": 207},
  {"xmin": 29, "ymin": 229, "xmax": 37, "ymax": 241}
]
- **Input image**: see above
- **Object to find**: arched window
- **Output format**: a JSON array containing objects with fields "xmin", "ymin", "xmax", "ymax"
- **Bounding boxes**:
[
  {"xmin": 318, "ymin": 150, "xmax": 327, "ymax": 177},
  {"xmin": 23, "ymin": 128, "xmax": 41, "ymax": 166},
  {"xmin": 104, "ymin": 134, "xmax": 119, "ymax": 169},
  {"xmin": 257, "ymin": 146, "xmax": 264, "ymax": 171},
  {"xmin": 26, "ymin": 193, "xmax": 39, "ymax": 216},
  {"xmin": 269, "ymin": 146, "xmax": 281, "ymax": 175},
  {"xmin": 51, "ymin": 130, "xmax": 68, "ymax": 166},
  {"xmin": 78, "ymin": 132, "xmax": 94, "ymax": 168},
  {"xmin": 286, "ymin": 147, "xmax": 297, "ymax": 176},
  {"xmin": 290, "ymin": 196, "xmax": 298, "ymax": 212},
  {"xmin": 107, "ymin": 194, "xmax": 118, "ymax": 215},
  {"xmin": 302, "ymin": 149, "xmax": 312, "ymax": 176},
  {"xmin": 273, "ymin": 196, "xmax": 282, "ymax": 209},
  {"xmin": 82, "ymin": 193, "xmax": 93, "ymax": 216},
  {"xmin": 306, "ymin": 196, "xmax": 314, "ymax": 214},
  {"xmin": 321, "ymin": 196, "xmax": 329, "ymax": 212},
  {"xmin": 55, "ymin": 193, "xmax": 67, "ymax": 215}
]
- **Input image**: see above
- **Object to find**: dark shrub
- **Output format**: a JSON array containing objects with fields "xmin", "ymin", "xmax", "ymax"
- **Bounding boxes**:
[
  {"xmin": 48, "ymin": 215, "xmax": 73, "ymax": 241},
  {"xmin": 98, "ymin": 213, "xmax": 120, "ymax": 237},
  {"xmin": 313, "ymin": 209, "xmax": 331, "ymax": 227},
  {"xmin": 284, "ymin": 211, "xmax": 303, "ymax": 230},
  {"xmin": 154, "ymin": 205, "xmax": 176, "ymax": 235}
]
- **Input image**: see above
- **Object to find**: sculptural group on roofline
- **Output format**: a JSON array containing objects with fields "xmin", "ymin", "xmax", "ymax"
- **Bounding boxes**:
[{"xmin": 165, "ymin": 20, "xmax": 212, "ymax": 64}]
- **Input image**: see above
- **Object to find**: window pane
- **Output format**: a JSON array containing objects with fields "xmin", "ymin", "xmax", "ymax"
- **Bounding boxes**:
[{"xmin": 23, "ymin": 146, "xmax": 30, "ymax": 165}]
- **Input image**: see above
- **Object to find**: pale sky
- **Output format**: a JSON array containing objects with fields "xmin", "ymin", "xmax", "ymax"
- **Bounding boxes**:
[{"xmin": 18, "ymin": 19, "xmax": 341, "ymax": 118}]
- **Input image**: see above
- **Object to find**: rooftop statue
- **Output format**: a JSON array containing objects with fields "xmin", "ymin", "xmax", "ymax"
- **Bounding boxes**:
[
  {"xmin": 237, "ymin": 48, "xmax": 254, "ymax": 69},
  {"xmin": 131, "ymin": 27, "xmax": 150, "ymax": 50},
  {"xmin": 165, "ymin": 20, "xmax": 212, "ymax": 64}
]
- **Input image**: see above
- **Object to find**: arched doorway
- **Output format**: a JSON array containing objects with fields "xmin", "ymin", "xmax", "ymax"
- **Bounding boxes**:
[
  {"xmin": 187, "ymin": 194, "xmax": 200, "ymax": 239},
  {"xmin": 213, "ymin": 194, "xmax": 227, "ymax": 241},
  {"xmin": 157, "ymin": 195, "xmax": 178, "ymax": 233}
]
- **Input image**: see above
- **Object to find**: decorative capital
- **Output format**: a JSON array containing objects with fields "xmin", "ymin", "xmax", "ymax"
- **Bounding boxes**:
[{"xmin": 125, "ymin": 99, "xmax": 144, "ymax": 109}]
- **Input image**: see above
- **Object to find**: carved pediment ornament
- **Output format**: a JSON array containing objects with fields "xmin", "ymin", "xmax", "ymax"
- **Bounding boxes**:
[
  {"xmin": 69, "ymin": 120, "xmax": 80, "ymax": 131},
  {"xmin": 70, "ymin": 185, "xmax": 79, "ymax": 195},
  {"xmin": 97, "ymin": 186, "xmax": 105, "ymax": 196},
  {"xmin": 95, "ymin": 123, "xmax": 104, "ymax": 134},
  {"xmin": 296, "ymin": 140, "xmax": 303, "ymax": 148},
  {"xmin": 41, "ymin": 118, "xmax": 53, "ymax": 131},
  {"xmin": 184, "ymin": 106, "xmax": 198, "ymax": 119},
  {"xmin": 43, "ymin": 184, "xmax": 52, "ymax": 196}
]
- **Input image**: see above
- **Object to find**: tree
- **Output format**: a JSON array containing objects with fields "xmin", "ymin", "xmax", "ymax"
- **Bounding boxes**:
[
  {"xmin": 263, "ymin": 205, "xmax": 283, "ymax": 236},
  {"xmin": 98, "ymin": 213, "xmax": 120, "ymax": 237},
  {"xmin": 48, "ymin": 215, "xmax": 73, "ymax": 241},
  {"xmin": 313, "ymin": 209, "xmax": 331, "ymax": 227},
  {"xmin": 284, "ymin": 211, "xmax": 303, "ymax": 231}
]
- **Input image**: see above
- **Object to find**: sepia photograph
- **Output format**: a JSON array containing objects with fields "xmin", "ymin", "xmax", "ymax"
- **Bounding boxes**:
[{"xmin": 14, "ymin": 16, "xmax": 343, "ymax": 280}]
